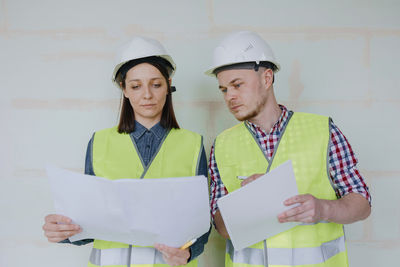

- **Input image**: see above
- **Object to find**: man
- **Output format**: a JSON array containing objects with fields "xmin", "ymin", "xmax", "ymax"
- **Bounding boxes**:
[{"xmin": 206, "ymin": 31, "xmax": 371, "ymax": 267}]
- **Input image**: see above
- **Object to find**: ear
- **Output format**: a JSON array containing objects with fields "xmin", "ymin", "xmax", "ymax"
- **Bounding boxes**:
[
  {"xmin": 262, "ymin": 68, "xmax": 274, "ymax": 89},
  {"xmin": 120, "ymin": 82, "xmax": 129, "ymax": 98},
  {"xmin": 167, "ymin": 79, "xmax": 172, "ymax": 95}
]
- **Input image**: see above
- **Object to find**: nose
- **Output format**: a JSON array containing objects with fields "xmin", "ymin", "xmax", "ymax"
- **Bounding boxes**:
[
  {"xmin": 143, "ymin": 85, "xmax": 153, "ymax": 99},
  {"xmin": 225, "ymin": 87, "xmax": 237, "ymax": 102}
]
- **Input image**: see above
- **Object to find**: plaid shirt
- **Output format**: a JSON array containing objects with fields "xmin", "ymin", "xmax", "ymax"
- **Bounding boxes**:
[{"xmin": 209, "ymin": 105, "xmax": 371, "ymax": 218}]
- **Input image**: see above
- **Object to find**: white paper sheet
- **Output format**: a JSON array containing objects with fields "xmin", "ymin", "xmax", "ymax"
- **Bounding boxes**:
[
  {"xmin": 217, "ymin": 160, "xmax": 299, "ymax": 251},
  {"xmin": 46, "ymin": 166, "xmax": 210, "ymax": 247}
]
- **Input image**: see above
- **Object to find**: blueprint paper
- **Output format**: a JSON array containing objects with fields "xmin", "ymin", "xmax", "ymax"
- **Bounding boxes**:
[
  {"xmin": 46, "ymin": 165, "xmax": 210, "ymax": 247},
  {"xmin": 217, "ymin": 160, "xmax": 299, "ymax": 251}
]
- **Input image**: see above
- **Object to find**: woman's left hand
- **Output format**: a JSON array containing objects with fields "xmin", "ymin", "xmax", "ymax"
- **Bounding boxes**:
[{"xmin": 154, "ymin": 243, "xmax": 190, "ymax": 266}]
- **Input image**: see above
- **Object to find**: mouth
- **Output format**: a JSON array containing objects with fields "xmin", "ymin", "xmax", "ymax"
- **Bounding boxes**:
[
  {"xmin": 230, "ymin": 104, "xmax": 242, "ymax": 112},
  {"xmin": 141, "ymin": 104, "xmax": 156, "ymax": 108}
]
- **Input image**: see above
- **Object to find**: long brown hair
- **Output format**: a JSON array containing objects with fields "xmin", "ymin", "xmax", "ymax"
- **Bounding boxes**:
[{"xmin": 117, "ymin": 56, "xmax": 180, "ymax": 133}]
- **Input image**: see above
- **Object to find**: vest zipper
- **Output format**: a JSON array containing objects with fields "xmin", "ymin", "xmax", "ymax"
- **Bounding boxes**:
[
  {"xmin": 127, "ymin": 244, "xmax": 132, "ymax": 267},
  {"xmin": 129, "ymin": 129, "xmax": 170, "ymax": 179},
  {"xmin": 263, "ymin": 239, "xmax": 268, "ymax": 267}
]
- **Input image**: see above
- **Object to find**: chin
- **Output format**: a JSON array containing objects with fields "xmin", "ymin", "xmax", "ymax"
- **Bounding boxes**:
[
  {"xmin": 233, "ymin": 113, "xmax": 247, "ymax": 122},
  {"xmin": 233, "ymin": 111, "xmax": 257, "ymax": 122}
]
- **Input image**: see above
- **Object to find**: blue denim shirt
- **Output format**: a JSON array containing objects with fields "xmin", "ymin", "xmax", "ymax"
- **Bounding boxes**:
[{"xmin": 62, "ymin": 121, "xmax": 210, "ymax": 262}]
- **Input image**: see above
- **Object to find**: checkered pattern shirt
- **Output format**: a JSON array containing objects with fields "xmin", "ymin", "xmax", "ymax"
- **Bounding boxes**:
[{"xmin": 209, "ymin": 105, "xmax": 371, "ymax": 218}]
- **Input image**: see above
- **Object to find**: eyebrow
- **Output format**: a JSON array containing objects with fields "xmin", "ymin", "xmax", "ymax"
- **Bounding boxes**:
[
  {"xmin": 219, "ymin": 78, "xmax": 241, "ymax": 89},
  {"xmin": 127, "ymin": 77, "xmax": 163, "ymax": 83}
]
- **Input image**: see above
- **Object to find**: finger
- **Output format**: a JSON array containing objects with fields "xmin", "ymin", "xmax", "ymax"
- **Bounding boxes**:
[
  {"xmin": 46, "ymin": 230, "xmax": 81, "ymax": 243},
  {"xmin": 47, "ymin": 237, "xmax": 67, "ymax": 243},
  {"xmin": 162, "ymin": 250, "xmax": 190, "ymax": 266},
  {"xmin": 279, "ymin": 211, "xmax": 315, "ymax": 223},
  {"xmin": 43, "ymin": 222, "xmax": 80, "ymax": 231},
  {"xmin": 166, "ymin": 256, "xmax": 187, "ymax": 266},
  {"xmin": 278, "ymin": 203, "xmax": 318, "ymax": 223},
  {"xmin": 154, "ymin": 244, "xmax": 172, "ymax": 258},
  {"xmin": 155, "ymin": 244, "xmax": 184, "ymax": 256},
  {"xmin": 283, "ymin": 194, "xmax": 311, "ymax": 206},
  {"xmin": 45, "ymin": 214, "xmax": 72, "ymax": 224},
  {"xmin": 241, "ymin": 176, "xmax": 256, "ymax": 186},
  {"xmin": 240, "ymin": 173, "xmax": 263, "ymax": 187},
  {"xmin": 43, "ymin": 222, "xmax": 80, "ymax": 232},
  {"xmin": 45, "ymin": 229, "xmax": 80, "ymax": 238},
  {"xmin": 160, "ymin": 252, "xmax": 172, "ymax": 263},
  {"xmin": 45, "ymin": 229, "xmax": 81, "ymax": 240},
  {"xmin": 278, "ymin": 203, "xmax": 309, "ymax": 219},
  {"xmin": 278, "ymin": 210, "xmax": 303, "ymax": 222},
  {"xmin": 250, "ymin": 173, "xmax": 263, "ymax": 179}
]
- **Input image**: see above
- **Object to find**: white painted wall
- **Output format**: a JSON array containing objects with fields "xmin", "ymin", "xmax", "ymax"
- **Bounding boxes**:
[{"xmin": 1, "ymin": 0, "xmax": 399, "ymax": 266}]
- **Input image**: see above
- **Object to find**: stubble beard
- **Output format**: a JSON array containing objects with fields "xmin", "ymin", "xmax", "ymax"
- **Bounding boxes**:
[{"xmin": 232, "ymin": 95, "xmax": 268, "ymax": 122}]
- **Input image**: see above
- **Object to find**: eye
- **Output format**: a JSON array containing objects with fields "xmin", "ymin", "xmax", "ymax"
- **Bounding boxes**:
[
  {"xmin": 233, "ymin": 83, "xmax": 242, "ymax": 89},
  {"xmin": 153, "ymin": 83, "xmax": 161, "ymax": 88},
  {"xmin": 220, "ymin": 88, "xmax": 227, "ymax": 93},
  {"xmin": 131, "ymin": 85, "xmax": 140, "ymax": 89}
]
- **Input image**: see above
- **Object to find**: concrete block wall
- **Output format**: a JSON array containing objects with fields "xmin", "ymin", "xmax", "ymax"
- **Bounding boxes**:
[{"xmin": 1, "ymin": 0, "xmax": 399, "ymax": 266}]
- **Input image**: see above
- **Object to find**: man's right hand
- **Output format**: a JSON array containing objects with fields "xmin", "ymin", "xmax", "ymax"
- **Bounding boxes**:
[
  {"xmin": 42, "ymin": 214, "xmax": 81, "ymax": 242},
  {"xmin": 240, "ymin": 173, "xmax": 263, "ymax": 187}
]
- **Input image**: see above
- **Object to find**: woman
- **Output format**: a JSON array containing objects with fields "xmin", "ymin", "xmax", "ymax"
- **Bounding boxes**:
[{"xmin": 42, "ymin": 36, "xmax": 210, "ymax": 267}]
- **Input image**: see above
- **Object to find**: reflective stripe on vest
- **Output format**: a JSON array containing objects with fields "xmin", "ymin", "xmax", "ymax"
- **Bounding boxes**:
[
  {"xmin": 227, "ymin": 235, "xmax": 346, "ymax": 266},
  {"xmin": 90, "ymin": 247, "xmax": 166, "ymax": 266}
]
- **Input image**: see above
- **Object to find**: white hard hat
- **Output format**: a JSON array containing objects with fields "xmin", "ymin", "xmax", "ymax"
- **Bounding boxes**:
[
  {"xmin": 112, "ymin": 36, "xmax": 176, "ymax": 88},
  {"xmin": 205, "ymin": 31, "xmax": 280, "ymax": 76}
]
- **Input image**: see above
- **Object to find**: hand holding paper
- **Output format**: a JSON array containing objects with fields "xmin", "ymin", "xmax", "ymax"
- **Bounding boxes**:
[
  {"xmin": 154, "ymin": 244, "xmax": 190, "ymax": 266},
  {"xmin": 278, "ymin": 194, "xmax": 327, "ymax": 223},
  {"xmin": 240, "ymin": 173, "xmax": 264, "ymax": 187},
  {"xmin": 42, "ymin": 214, "xmax": 81, "ymax": 243}
]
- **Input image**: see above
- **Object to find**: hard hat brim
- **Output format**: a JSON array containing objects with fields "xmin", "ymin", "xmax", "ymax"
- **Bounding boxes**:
[
  {"xmin": 112, "ymin": 55, "xmax": 176, "ymax": 88},
  {"xmin": 205, "ymin": 61, "xmax": 281, "ymax": 77}
]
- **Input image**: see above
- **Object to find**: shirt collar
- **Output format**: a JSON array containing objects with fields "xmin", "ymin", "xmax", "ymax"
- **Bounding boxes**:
[
  {"xmin": 246, "ymin": 105, "xmax": 290, "ymax": 135},
  {"xmin": 130, "ymin": 121, "xmax": 166, "ymax": 140}
]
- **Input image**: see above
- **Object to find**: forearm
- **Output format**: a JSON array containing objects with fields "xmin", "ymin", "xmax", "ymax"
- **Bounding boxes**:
[
  {"xmin": 214, "ymin": 210, "xmax": 230, "ymax": 239},
  {"xmin": 322, "ymin": 193, "xmax": 371, "ymax": 224},
  {"xmin": 188, "ymin": 225, "xmax": 211, "ymax": 262},
  {"xmin": 59, "ymin": 238, "xmax": 94, "ymax": 246}
]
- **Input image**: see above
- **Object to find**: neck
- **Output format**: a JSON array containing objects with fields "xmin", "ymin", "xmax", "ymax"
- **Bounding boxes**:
[
  {"xmin": 248, "ymin": 90, "xmax": 281, "ymax": 132},
  {"xmin": 136, "ymin": 118, "xmax": 161, "ymax": 130}
]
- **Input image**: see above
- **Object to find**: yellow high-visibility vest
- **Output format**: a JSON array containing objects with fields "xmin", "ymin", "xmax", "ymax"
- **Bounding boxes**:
[
  {"xmin": 214, "ymin": 113, "xmax": 348, "ymax": 267},
  {"xmin": 88, "ymin": 126, "xmax": 203, "ymax": 267}
]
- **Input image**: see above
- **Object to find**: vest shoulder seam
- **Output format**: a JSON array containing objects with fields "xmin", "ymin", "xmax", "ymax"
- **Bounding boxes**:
[
  {"xmin": 292, "ymin": 112, "xmax": 329, "ymax": 121},
  {"xmin": 216, "ymin": 122, "xmax": 245, "ymax": 139}
]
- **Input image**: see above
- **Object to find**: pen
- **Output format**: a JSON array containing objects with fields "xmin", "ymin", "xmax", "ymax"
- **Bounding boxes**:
[
  {"xmin": 237, "ymin": 176, "xmax": 247, "ymax": 180},
  {"xmin": 180, "ymin": 238, "xmax": 197, "ymax": 250}
]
